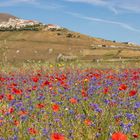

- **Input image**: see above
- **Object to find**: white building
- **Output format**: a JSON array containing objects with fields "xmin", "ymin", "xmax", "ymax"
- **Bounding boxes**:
[
  {"xmin": 0, "ymin": 18, "xmax": 40, "ymax": 29},
  {"xmin": 47, "ymin": 24, "xmax": 61, "ymax": 30}
]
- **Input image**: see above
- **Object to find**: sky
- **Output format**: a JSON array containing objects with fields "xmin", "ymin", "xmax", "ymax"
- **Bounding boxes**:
[{"xmin": 0, "ymin": 0, "xmax": 140, "ymax": 44}]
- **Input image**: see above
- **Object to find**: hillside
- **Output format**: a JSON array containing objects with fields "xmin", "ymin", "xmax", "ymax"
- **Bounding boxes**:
[
  {"xmin": 0, "ymin": 30, "xmax": 140, "ymax": 64},
  {"xmin": 0, "ymin": 13, "xmax": 16, "ymax": 23},
  {"xmin": 0, "ymin": 13, "xmax": 140, "ymax": 65}
]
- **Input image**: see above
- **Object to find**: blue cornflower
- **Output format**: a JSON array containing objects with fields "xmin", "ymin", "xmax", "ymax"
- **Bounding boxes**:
[
  {"xmin": 126, "ymin": 113, "xmax": 136, "ymax": 120},
  {"xmin": 134, "ymin": 102, "xmax": 140, "ymax": 109},
  {"xmin": 13, "ymin": 135, "xmax": 18, "ymax": 140},
  {"xmin": 120, "ymin": 122, "xmax": 133, "ymax": 133},
  {"xmin": 42, "ymin": 128, "xmax": 49, "ymax": 136}
]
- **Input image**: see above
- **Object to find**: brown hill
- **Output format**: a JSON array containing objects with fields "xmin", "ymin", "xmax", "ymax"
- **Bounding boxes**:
[
  {"xmin": 0, "ymin": 13, "xmax": 140, "ymax": 64},
  {"xmin": 0, "ymin": 13, "xmax": 17, "ymax": 23},
  {"xmin": 0, "ymin": 29, "xmax": 140, "ymax": 65}
]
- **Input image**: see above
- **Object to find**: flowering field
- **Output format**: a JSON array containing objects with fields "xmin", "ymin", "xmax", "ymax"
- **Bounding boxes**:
[{"xmin": 0, "ymin": 64, "xmax": 140, "ymax": 140}]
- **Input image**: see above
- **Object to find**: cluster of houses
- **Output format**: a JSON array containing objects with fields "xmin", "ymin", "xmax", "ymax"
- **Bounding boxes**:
[
  {"xmin": 0, "ymin": 17, "xmax": 63, "ymax": 31},
  {"xmin": 0, "ymin": 18, "xmax": 40, "ymax": 29}
]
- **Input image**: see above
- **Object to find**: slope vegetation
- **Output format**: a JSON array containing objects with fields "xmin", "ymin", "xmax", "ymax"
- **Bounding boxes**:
[{"xmin": 0, "ymin": 29, "xmax": 140, "ymax": 64}]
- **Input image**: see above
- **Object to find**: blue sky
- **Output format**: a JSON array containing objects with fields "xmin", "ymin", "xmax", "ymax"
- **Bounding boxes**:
[{"xmin": 0, "ymin": 0, "xmax": 140, "ymax": 44}]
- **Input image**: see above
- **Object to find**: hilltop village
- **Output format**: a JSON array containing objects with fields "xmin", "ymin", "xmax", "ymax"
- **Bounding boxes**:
[{"xmin": 0, "ymin": 18, "xmax": 62, "ymax": 31}]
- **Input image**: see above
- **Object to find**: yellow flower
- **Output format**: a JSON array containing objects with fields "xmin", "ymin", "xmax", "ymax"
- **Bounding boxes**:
[{"xmin": 84, "ymin": 78, "xmax": 88, "ymax": 82}]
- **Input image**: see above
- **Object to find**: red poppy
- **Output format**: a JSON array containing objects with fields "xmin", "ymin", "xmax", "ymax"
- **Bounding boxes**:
[
  {"xmin": 0, "ymin": 95, "xmax": 4, "ymax": 101},
  {"xmin": 0, "ymin": 77, "xmax": 5, "ymax": 82},
  {"xmin": 28, "ymin": 128, "xmax": 38, "ymax": 135},
  {"xmin": 51, "ymin": 133, "xmax": 65, "ymax": 140},
  {"xmin": 13, "ymin": 120, "xmax": 20, "ymax": 126},
  {"xmin": 129, "ymin": 90, "xmax": 137, "ymax": 96},
  {"xmin": 112, "ymin": 132, "xmax": 127, "ymax": 140},
  {"xmin": 119, "ymin": 84, "xmax": 127, "ymax": 91},
  {"xmin": 8, "ymin": 107, "xmax": 14, "ymax": 114},
  {"xmin": 52, "ymin": 104, "xmax": 60, "ymax": 112},
  {"xmin": 11, "ymin": 83, "xmax": 17, "ymax": 87},
  {"xmin": 36, "ymin": 103, "xmax": 45, "ymax": 109},
  {"xmin": 132, "ymin": 82, "xmax": 137, "ymax": 87},
  {"xmin": 107, "ymin": 75, "xmax": 115, "ymax": 80},
  {"xmin": 103, "ymin": 87, "xmax": 109, "ymax": 94},
  {"xmin": 132, "ymin": 75, "xmax": 139, "ymax": 80},
  {"xmin": 81, "ymin": 90, "xmax": 88, "ymax": 97},
  {"xmin": 18, "ymin": 110, "xmax": 28, "ymax": 116},
  {"xmin": 93, "ymin": 73, "xmax": 100, "ymax": 79},
  {"xmin": 84, "ymin": 119, "xmax": 92, "ymax": 126},
  {"xmin": 32, "ymin": 77, "xmax": 39, "ymax": 83},
  {"xmin": 0, "ymin": 119, "xmax": 3, "ymax": 123},
  {"xmin": 7, "ymin": 94, "xmax": 14, "ymax": 101},
  {"xmin": 37, "ymin": 73, "xmax": 41, "ymax": 77},
  {"xmin": 69, "ymin": 98, "xmax": 77, "ymax": 104},
  {"xmin": 132, "ymin": 133, "xmax": 139, "ymax": 138},
  {"xmin": 42, "ymin": 80, "xmax": 51, "ymax": 87},
  {"xmin": 23, "ymin": 80, "xmax": 27, "ymax": 83},
  {"xmin": 12, "ymin": 88, "xmax": 22, "ymax": 95},
  {"xmin": 32, "ymin": 86, "xmax": 37, "ymax": 90}
]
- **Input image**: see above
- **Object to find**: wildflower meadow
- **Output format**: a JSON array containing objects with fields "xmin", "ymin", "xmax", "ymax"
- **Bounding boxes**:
[{"xmin": 0, "ymin": 63, "xmax": 140, "ymax": 140}]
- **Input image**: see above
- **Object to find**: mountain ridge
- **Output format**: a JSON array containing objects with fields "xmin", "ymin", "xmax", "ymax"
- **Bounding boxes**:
[{"xmin": 0, "ymin": 13, "xmax": 17, "ymax": 23}]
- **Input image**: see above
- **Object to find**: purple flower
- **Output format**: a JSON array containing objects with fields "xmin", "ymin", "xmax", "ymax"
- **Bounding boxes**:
[
  {"xmin": 37, "ymin": 95, "xmax": 45, "ymax": 100},
  {"xmin": 126, "ymin": 113, "xmax": 136, "ymax": 120},
  {"xmin": 21, "ymin": 116, "xmax": 28, "ymax": 122},
  {"xmin": 104, "ymin": 99, "xmax": 110, "ymax": 104},
  {"xmin": 96, "ymin": 132, "xmax": 101, "ymax": 138},
  {"xmin": 120, "ymin": 122, "xmax": 133, "ymax": 133},
  {"xmin": 15, "ymin": 102, "xmax": 23, "ymax": 108},
  {"xmin": 114, "ymin": 114, "xmax": 122, "ymax": 119},
  {"xmin": 134, "ymin": 102, "xmax": 140, "ymax": 109},
  {"xmin": 69, "ymin": 110, "xmax": 74, "ymax": 114},
  {"xmin": 90, "ymin": 103, "xmax": 99, "ymax": 108},
  {"xmin": 95, "ymin": 108, "xmax": 102, "ymax": 113},
  {"xmin": 69, "ymin": 130, "xmax": 74, "ymax": 139},
  {"xmin": 42, "ymin": 128, "xmax": 49, "ymax": 136},
  {"xmin": 9, "ymin": 100, "xmax": 17, "ymax": 106},
  {"xmin": 13, "ymin": 135, "xmax": 18, "ymax": 140},
  {"xmin": 54, "ymin": 118, "xmax": 60, "ymax": 122}
]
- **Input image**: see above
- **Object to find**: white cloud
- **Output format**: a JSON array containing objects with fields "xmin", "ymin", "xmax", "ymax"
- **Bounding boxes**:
[
  {"xmin": 0, "ymin": 0, "xmax": 63, "ymax": 10},
  {"xmin": 65, "ymin": 0, "xmax": 140, "ymax": 13},
  {"xmin": 66, "ymin": 0, "xmax": 105, "ymax": 5},
  {"xmin": 0, "ymin": 0, "xmax": 38, "ymax": 7},
  {"xmin": 66, "ymin": 11, "xmax": 140, "ymax": 33}
]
